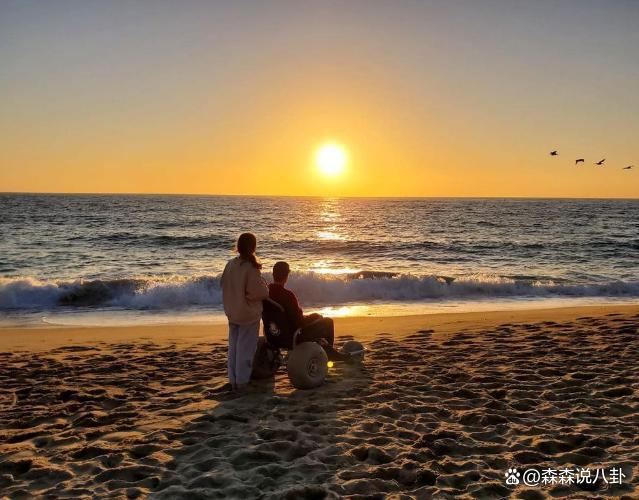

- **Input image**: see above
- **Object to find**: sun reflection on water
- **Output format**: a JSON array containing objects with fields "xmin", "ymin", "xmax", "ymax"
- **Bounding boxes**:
[
  {"xmin": 316, "ymin": 231, "xmax": 346, "ymax": 241},
  {"xmin": 315, "ymin": 199, "xmax": 349, "ymax": 256},
  {"xmin": 311, "ymin": 305, "xmax": 373, "ymax": 317},
  {"xmin": 320, "ymin": 198, "xmax": 341, "ymax": 221},
  {"xmin": 310, "ymin": 260, "xmax": 359, "ymax": 275}
]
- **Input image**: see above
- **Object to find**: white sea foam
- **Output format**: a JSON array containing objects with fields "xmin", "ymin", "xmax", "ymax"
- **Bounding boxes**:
[{"xmin": 1, "ymin": 273, "xmax": 638, "ymax": 311}]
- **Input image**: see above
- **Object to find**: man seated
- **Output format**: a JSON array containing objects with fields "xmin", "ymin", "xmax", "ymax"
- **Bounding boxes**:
[{"xmin": 268, "ymin": 261, "xmax": 350, "ymax": 362}]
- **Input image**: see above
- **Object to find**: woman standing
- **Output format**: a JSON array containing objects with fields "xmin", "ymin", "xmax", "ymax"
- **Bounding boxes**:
[{"xmin": 220, "ymin": 233, "xmax": 269, "ymax": 391}]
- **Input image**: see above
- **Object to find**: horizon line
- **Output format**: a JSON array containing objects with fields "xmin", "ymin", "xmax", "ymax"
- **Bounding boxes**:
[{"xmin": 1, "ymin": 191, "xmax": 638, "ymax": 201}]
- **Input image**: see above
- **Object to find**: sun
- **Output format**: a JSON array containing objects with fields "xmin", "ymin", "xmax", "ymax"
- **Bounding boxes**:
[{"xmin": 315, "ymin": 143, "xmax": 348, "ymax": 178}]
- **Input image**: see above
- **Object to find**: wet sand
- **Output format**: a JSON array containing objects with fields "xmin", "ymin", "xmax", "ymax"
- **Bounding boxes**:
[{"xmin": 0, "ymin": 304, "xmax": 638, "ymax": 498}]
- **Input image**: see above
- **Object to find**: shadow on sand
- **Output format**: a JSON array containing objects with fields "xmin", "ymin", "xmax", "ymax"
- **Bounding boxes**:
[{"xmin": 152, "ymin": 334, "xmax": 374, "ymax": 499}]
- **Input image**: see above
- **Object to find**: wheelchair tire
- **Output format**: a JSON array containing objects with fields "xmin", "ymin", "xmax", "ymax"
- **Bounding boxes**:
[
  {"xmin": 341, "ymin": 340, "xmax": 365, "ymax": 363},
  {"xmin": 251, "ymin": 337, "xmax": 280, "ymax": 380},
  {"xmin": 287, "ymin": 342, "xmax": 328, "ymax": 389}
]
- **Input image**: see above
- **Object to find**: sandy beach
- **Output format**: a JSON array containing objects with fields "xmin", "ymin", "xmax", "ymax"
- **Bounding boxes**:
[{"xmin": 1, "ymin": 304, "xmax": 638, "ymax": 499}]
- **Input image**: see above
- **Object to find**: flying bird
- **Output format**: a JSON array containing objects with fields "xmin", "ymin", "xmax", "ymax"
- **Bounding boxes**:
[
  {"xmin": 595, "ymin": 159, "xmax": 605, "ymax": 166},
  {"xmin": 623, "ymin": 166, "xmax": 633, "ymax": 170},
  {"xmin": 575, "ymin": 158, "xmax": 584, "ymax": 165},
  {"xmin": 550, "ymin": 150, "xmax": 558, "ymax": 156}
]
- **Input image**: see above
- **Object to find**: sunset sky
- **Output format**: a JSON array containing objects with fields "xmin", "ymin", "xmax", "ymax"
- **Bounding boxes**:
[{"xmin": 1, "ymin": 0, "xmax": 638, "ymax": 198}]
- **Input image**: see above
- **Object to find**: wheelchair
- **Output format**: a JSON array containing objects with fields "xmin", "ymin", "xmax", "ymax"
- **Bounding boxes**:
[{"xmin": 251, "ymin": 299, "xmax": 364, "ymax": 389}]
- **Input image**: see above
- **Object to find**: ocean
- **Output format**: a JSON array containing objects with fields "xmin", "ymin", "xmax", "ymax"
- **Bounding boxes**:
[{"xmin": 1, "ymin": 194, "xmax": 638, "ymax": 326}]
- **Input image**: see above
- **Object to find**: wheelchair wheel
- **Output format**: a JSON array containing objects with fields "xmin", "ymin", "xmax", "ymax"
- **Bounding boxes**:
[
  {"xmin": 251, "ymin": 337, "xmax": 280, "ymax": 379},
  {"xmin": 287, "ymin": 342, "xmax": 328, "ymax": 389},
  {"xmin": 341, "ymin": 340, "xmax": 365, "ymax": 363}
]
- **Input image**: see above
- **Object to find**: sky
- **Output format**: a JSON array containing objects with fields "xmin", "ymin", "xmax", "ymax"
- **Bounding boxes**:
[{"xmin": 1, "ymin": 0, "xmax": 638, "ymax": 198}]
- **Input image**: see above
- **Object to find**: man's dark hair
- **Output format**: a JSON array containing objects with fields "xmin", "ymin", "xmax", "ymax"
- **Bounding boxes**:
[{"xmin": 273, "ymin": 261, "xmax": 290, "ymax": 282}]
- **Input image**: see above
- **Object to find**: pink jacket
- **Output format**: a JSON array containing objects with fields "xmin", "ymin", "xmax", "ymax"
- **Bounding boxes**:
[{"xmin": 220, "ymin": 257, "xmax": 269, "ymax": 325}]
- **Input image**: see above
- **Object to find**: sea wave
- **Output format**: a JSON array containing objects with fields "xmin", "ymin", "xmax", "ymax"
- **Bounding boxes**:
[
  {"xmin": 71, "ymin": 232, "xmax": 233, "ymax": 250},
  {"xmin": 1, "ymin": 273, "xmax": 639, "ymax": 311},
  {"xmin": 59, "ymin": 233, "xmax": 639, "ymax": 253},
  {"xmin": 0, "ymin": 276, "xmax": 221, "ymax": 310}
]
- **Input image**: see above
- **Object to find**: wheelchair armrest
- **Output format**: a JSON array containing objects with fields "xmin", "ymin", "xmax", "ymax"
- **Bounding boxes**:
[
  {"xmin": 292, "ymin": 328, "xmax": 302, "ymax": 346},
  {"xmin": 264, "ymin": 298, "xmax": 285, "ymax": 311},
  {"xmin": 301, "ymin": 316, "xmax": 323, "ymax": 329}
]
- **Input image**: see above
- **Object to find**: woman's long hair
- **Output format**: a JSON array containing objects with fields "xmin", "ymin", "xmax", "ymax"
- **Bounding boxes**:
[{"xmin": 236, "ymin": 232, "xmax": 262, "ymax": 269}]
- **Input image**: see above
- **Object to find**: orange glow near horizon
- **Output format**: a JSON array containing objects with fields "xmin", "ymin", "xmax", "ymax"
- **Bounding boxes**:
[{"xmin": 1, "ymin": 3, "xmax": 638, "ymax": 199}]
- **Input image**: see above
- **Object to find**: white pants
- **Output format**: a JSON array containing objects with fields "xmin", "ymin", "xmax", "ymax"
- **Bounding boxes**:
[{"xmin": 227, "ymin": 321, "xmax": 260, "ymax": 386}]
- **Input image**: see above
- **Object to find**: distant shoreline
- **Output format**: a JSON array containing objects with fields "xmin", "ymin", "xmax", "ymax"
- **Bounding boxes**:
[{"xmin": 2, "ymin": 303, "xmax": 637, "ymax": 352}]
